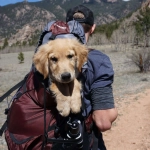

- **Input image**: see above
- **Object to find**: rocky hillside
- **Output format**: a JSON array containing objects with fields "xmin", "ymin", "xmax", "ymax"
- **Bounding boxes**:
[
  {"xmin": 141, "ymin": 0, "xmax": 150, "ymax": 9},
  {"xmin": 0, "ymin": 3, "xmax": 56, "ymax": 45},
  {"xmin": 0, "ymin": 0, "xmax": 146, "ymax": 46}
]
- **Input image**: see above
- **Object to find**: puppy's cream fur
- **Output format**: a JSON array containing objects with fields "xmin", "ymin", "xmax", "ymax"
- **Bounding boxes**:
[{"xmin": 33, "ymin": 38, "xmax": 88, "ymax": 117}]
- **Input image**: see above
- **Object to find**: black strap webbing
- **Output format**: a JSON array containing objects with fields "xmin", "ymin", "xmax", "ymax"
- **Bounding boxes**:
[
  {"xmin": 0, "ymin": 80, "xmax": 23, "ymax": 102},
  {"xmin": 0, "ymin": 121, "xmax": 7, "ymax": 136},
  {"xmin": 41, "ymin": 83, "xmax": 47, "ymax": 150},
  {"xmin": 92, "ymin": 132, "xmax": 98, "ymax": 150},
  {"xmin": 0, "ymin": 74, "xmax": 28, "ymax": 102},
  {"xmin": 92, "ymin": 123, "xmax": 99, "ymax": 150},
  {"xmin": 82, "ymin": 122, "xmax": 90, "ymax": 150}
]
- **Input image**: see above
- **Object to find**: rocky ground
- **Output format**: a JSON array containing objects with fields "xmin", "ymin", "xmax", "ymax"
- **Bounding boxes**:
[{"xmin": 0, "ymin": 47, "xmax": 150, "ymax": 150}]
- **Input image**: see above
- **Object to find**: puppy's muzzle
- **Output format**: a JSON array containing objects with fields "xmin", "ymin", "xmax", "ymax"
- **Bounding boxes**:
[{"xmin": 61, "ymin": 72, "xmax": 71, "ymax": 82}]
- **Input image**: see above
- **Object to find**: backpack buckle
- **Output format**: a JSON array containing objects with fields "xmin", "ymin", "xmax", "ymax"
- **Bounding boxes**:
[{"xmin": 5, "ymin": 108, "xmax": 9, "ymax": 115}]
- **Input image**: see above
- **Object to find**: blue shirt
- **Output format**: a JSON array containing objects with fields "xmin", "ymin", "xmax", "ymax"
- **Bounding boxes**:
[{"xmin": 82, "ymin": 49, "xmax": 114, "ymax": 116}]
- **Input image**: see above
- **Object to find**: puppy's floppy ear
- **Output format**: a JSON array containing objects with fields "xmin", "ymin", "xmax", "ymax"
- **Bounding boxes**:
[
  {"xmin": 33, "ymin": 43, "xmax": 51, "ymax": 79},
  {"xmin": 73, "ymin": 40, "xmax": 88, "ymax": 72}
]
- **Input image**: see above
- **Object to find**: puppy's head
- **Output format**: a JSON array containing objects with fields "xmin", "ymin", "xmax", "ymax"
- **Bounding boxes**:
[{"xmin": 33, "ymin": 38, "xmax": 88, "ymax": 83}]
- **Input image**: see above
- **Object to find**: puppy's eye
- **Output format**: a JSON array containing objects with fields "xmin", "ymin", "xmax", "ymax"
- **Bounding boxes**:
[
  {"xmin": 51, "ymin": 57, "xmax": 58, "ymax": 63},
  {"xmin": 67, "ymin": 54, "xmax": 74, "ymax": 59}
]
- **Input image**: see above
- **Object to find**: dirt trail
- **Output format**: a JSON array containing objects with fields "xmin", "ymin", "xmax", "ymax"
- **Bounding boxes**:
[{"xmin": 104, "ymin": 89, "xmax": 150, "ymax": 150}]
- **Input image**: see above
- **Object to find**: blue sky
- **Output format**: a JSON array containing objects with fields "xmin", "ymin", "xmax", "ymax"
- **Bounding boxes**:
[
  {"xmin": 0, "ymin": 0, "xmax": 130, "ymax": 6},
  {"xmin": 0, "ymin": 0, "xmax": 41, "ymax": 6},
  {"xmin": 0, "ymin": 0, "xmax": 131, "ymax": 6}
]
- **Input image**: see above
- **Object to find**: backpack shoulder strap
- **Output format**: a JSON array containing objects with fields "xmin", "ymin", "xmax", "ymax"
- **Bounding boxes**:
[
  {"xmin": 0, "ymin": 120, "xmax": 7, "ymax": 136},
  {"xmin": 0, "ymin": 73, "xmax": 29, "ymax": 103}
]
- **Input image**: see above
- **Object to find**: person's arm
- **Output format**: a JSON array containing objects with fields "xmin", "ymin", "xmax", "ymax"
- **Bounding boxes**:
[
  {"xmin": 92, "ymin": 108, "xmax": 118, "ymax": 132},
  {"xmin": 90, "ymin": 86, "xmax": 118, "ymax": 132},
  {"xmin": 88, "ymin": 54, "xmax": 118, "ymax": 132}
]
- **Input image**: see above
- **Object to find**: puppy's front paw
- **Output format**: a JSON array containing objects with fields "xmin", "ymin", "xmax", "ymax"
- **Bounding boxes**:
[
  {"xmin": 70, "ymin": 99, "xmax": 81, "ymax": 114},
  {"xmin": 70, "ymin": 105, "xmax": 81, "ymax": 114},
  {"xmin": 70, "ymin": 79, "xmax": 82, "ymax": 114},
  {"xmin": 57, "ymin": 104, "xmax": 70, "ymax": 117}
]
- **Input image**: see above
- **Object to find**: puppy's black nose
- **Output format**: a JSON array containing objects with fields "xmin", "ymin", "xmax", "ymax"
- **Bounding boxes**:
[{"xmin": 61, "ymin": 72, "xmax": 71, "ymax": 81}]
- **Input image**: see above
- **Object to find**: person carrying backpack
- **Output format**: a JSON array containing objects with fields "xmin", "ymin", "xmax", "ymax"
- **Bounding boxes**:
[
  {"xmin": 65, "ymin": 5, "xmax": 118, "ymax": 149},
  {"xmin": 1, "ymin": 4, "xmax": 118, "ymax": 150}
]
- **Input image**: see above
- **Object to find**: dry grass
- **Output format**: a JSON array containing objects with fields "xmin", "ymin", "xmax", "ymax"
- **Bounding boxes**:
[
  {"xmin": 0, "ymin": 45, "xmax": 36, "ymax": 54},
  {"xmin": 1, "ymin": 44, "xmax": 150, "ymax": 100}
]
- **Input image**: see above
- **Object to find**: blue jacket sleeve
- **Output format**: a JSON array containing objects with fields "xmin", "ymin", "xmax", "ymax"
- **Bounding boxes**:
[
  {"xmin": 86, "ymin": 50, "xmax": 114, "ymax": 90},
  {"xmin": 83, "ymin": 50, "xmax": 114, "ymax": 110}
]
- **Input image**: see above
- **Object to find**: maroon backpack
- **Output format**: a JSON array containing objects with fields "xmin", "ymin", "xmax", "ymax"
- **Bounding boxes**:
[
  {"xmin": 0, "ymin": 21, "xmax": 98, "ymax": 150},
  {"xmin": 1, "ymin": 70, "xmax": 94, "ymax": 150}
]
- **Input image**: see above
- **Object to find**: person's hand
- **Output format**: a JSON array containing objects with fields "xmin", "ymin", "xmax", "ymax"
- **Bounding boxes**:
[{"xmin": 92, "ymin": 108, "xmax": 118, "ymax": 132}]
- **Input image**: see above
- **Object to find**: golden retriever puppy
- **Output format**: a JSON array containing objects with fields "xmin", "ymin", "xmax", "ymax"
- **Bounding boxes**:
[{"xmin": 33, "ymin": 38, "xmax": 88, "ymax": 117}]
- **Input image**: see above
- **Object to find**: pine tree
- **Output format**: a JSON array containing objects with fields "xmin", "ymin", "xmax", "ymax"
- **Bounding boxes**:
[
  {"xmin": 2, "ymin": 38, "xmax": 8, "ymax": 49},
  {"xmin": 134, "ymin": 7, "xmax": 150, "ymax": 47}
]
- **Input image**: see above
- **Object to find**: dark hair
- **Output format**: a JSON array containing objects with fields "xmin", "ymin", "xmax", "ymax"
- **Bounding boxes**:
[{"xmin": 73, "ymin": 12, "xmax": 92, "ymax": 33}]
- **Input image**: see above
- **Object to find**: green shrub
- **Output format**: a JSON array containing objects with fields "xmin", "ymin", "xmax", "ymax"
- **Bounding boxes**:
[
  {"xmin": 95, "ymin": 21, "xmax": 120, "ymax": 39},
  {"xmin": 18, "ymin": 52, "xmax": 24, "ymax": 63}
]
